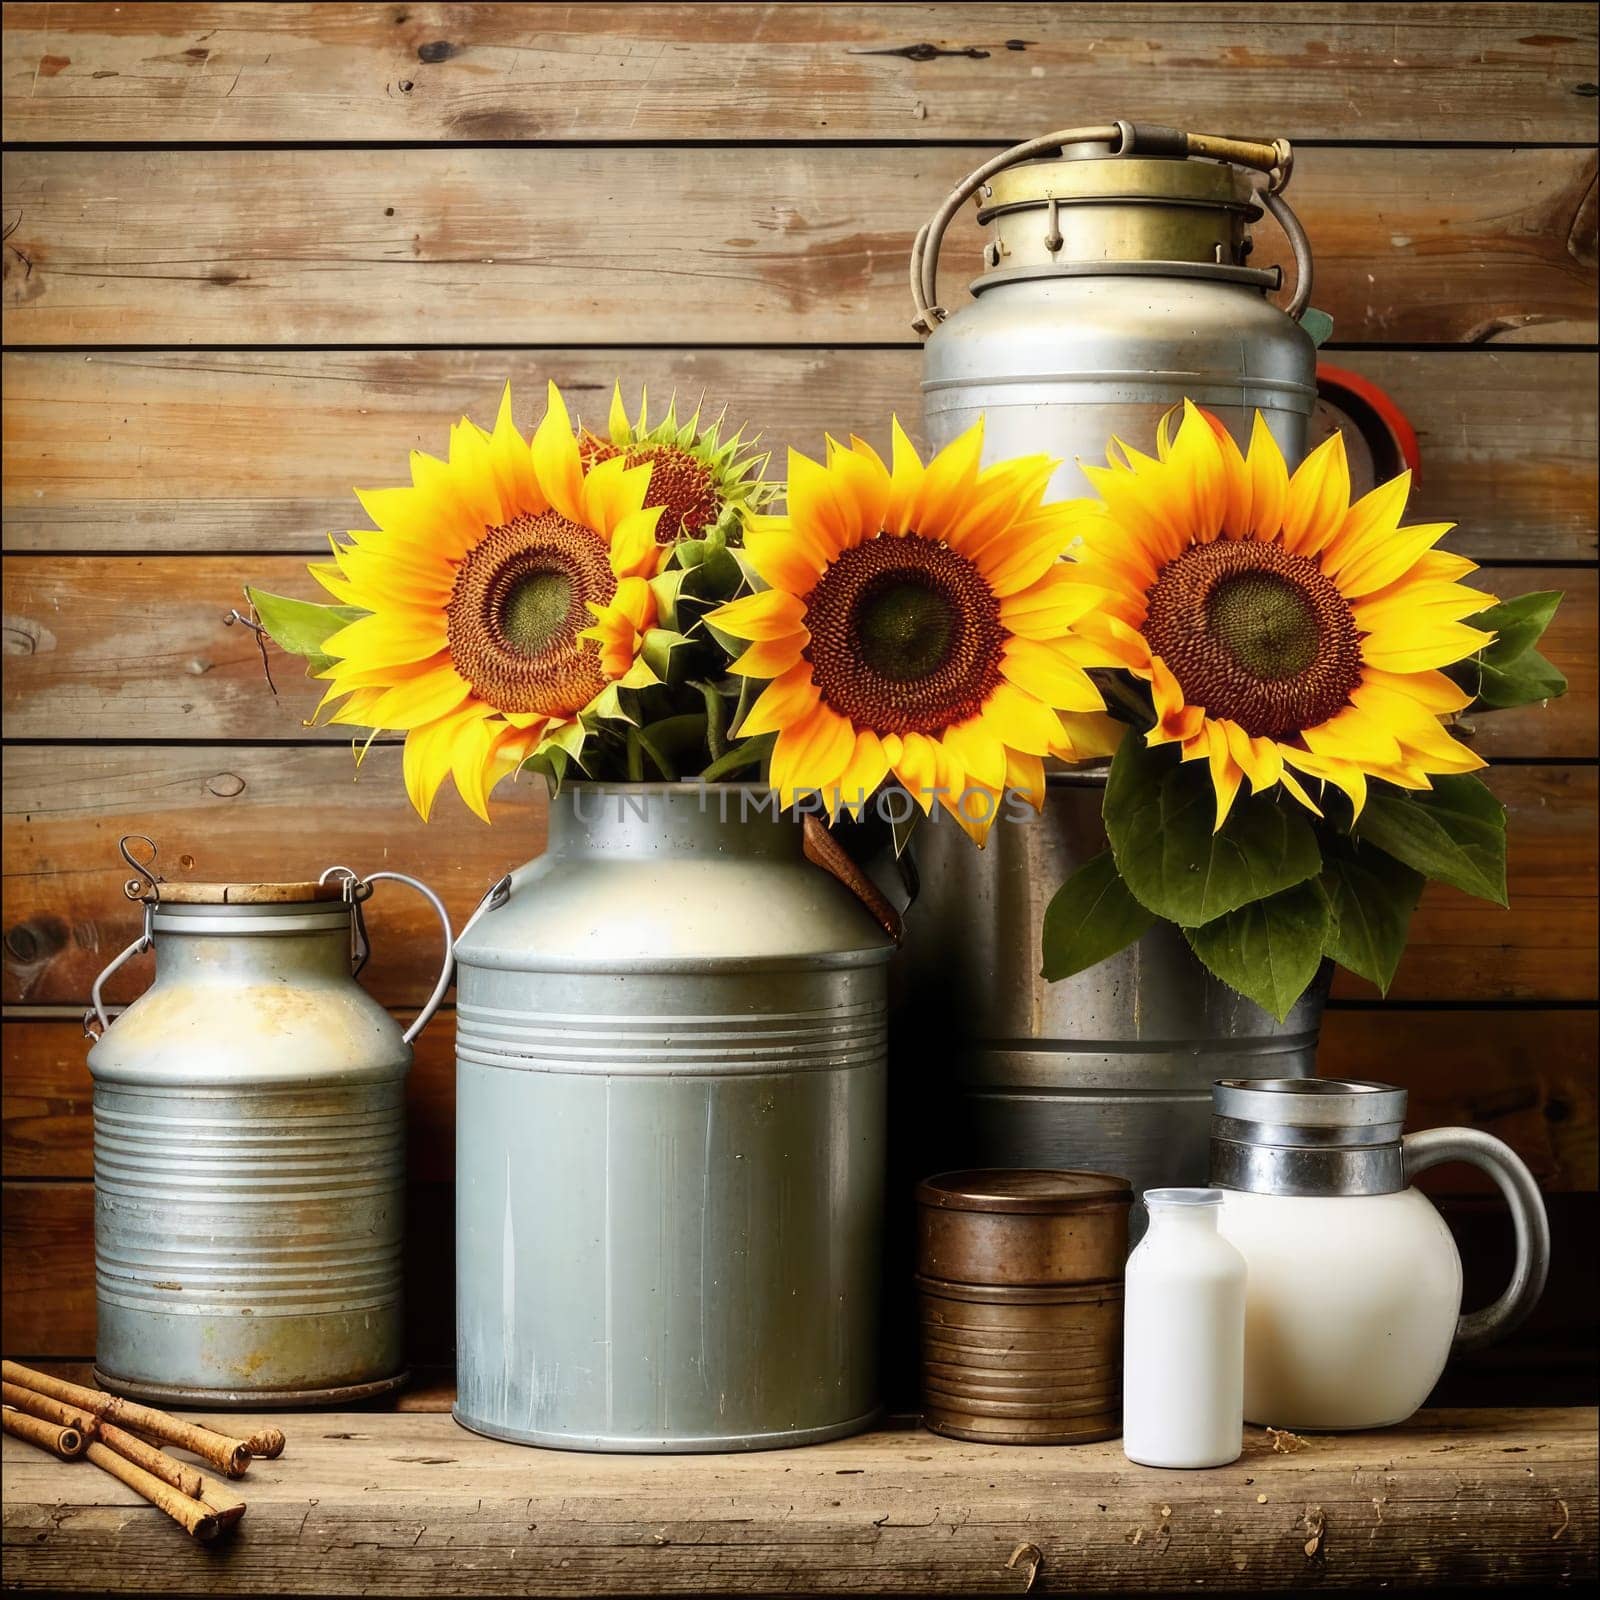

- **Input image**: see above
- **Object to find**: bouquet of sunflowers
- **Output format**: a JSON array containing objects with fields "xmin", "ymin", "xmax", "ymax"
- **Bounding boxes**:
[{"xmin": 248, "ymin": 383, "xmax": 1563, "ymax": 1022}]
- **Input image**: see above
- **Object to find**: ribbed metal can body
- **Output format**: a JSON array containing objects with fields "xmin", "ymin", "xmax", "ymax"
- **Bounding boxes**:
[
  {"xmin": 900, "ymin": 778, "xmax": 1324, "ymax": 1206},
  {"xmin": 922, "ymin": 268, "xmax": 1317, "ymax": 498},
  {"xmin": 452, "ymin": 784, "xmax": 893, "ymax": 1452},
  {"xmin": 87, "ymin": 899, "xmax": 410, "ymax": 1406}
]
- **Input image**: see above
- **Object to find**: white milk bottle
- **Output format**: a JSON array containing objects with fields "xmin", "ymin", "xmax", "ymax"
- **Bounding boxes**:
[{"xmin": 1122, "ymin": 1188, "xmax": 1245, "ymax": 1468}]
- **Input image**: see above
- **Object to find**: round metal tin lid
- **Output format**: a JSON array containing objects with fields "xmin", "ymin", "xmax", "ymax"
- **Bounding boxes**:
[
  {"xmin": 146, "ymin": 881, "xmax": 345, "ymax": 905},
  {"xmin": 1213, "ymin": 1076, "xmax": 1407, "ymax": 1132},
  {"xmin": 916, "ymin": 1169, "xmax": 1132, "ymax": 1213}
]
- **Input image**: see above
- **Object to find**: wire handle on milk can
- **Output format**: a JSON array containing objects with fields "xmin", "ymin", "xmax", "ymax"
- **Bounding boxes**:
[
  {"xmin": 83, "ymin": 836, "xmax": 164, "ymax": 1039},
  {"xmin": 319, "ymin": 867, "xmax": 455, "ymax": 1044},
  {"xmin": 909, "ymin": 119, "xmax": 1312, "ymax": 332}
]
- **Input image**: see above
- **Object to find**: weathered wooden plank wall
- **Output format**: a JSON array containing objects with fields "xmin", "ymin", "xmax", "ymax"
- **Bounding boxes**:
[{"xmin": 3, "ymin": 2, "xmax": 1597, "ymax": 1404}]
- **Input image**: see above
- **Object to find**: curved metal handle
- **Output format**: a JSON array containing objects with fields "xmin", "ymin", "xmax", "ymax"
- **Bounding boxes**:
[
  {"xmin": 361, "ymin": 872, "xmax": 454, "ymax": 1045},
  {"xmin": 1260, "ymin": 186, "xmax": 1314, "ymax": 322},
  {"xmin": 910, "ymin": 122, "xmax": 1122, "ymax": 332},
  {"xmin": 910, "ymin": 120, "xmax": 1310, "ymax": 331},
  {"xmin": 1403, "ymin": 1127, "xmax": 1550, "ymax": 1353},
  {"xmin": 83, "ymin": 905, "xmax": 154, "ymax": 1040}
]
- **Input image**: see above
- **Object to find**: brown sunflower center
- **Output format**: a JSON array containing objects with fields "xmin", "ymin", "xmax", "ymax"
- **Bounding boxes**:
[
  {"xmin": 446, "ymin": 510, "xmax": 615, "ymax": 716},
  {"xmin": 802, "ymin": 534, "xmax": 1005, "ymax": 735},
  {"xmin": 1142, "ymin": 539, "xmax": 1363, "ymax": 738},
  {"xmin": 580, "ymin": 433, "xmax": 720, "ymax": 543}
]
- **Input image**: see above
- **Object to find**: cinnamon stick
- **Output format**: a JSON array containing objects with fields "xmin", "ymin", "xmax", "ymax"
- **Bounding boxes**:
[
  {"xmin": 84, "ymin": 1441, "xmax": 222, "ymax": 1541},
  {"xmin": 98, "ymin": 1422, "xmax": 247, "ymax": 1527},
  {"xmin": 0, "ymin": 1362, "xmax": 251, "ymax": 1478},
  {"xmin": 242, "ymin": 1424, "xmax": 286, "ymax": 1459},
  {"xmin": 2, "ymin": 1404, "xmax": 86, "ymax": 1459},
  {"xmin": 1, "ymin": 1381, "xmax": 98, "ymax": 1436}
]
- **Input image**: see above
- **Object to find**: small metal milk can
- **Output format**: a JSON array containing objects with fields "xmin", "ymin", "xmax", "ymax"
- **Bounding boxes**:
[
  {"xmin": 903, "ymin": 123, "xmax": 1324, "ymax": 1203},
  {"xmin": 85, "ymin": 839, "xmax": 452, "ymax": 1407}
]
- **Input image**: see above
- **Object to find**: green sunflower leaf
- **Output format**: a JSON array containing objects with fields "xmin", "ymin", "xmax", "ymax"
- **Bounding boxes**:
[
  {"xmin": 698, "ymin": 732, "xmax": 775, "ymax": 782},
  {"xmin": 1352, "ymin": 774, "xmax": 1508, "ymax": 906},
  {"xmin": 1040, "ymin": 849, "xmax": 1156, "ymax": 982},
  {"xmin": 647, "ymin": 567, "xmax": 690, "ymax": 631},
  {"xmin": 1472, "ymin": 649, "xmax": 1568, "ymax": 711},
  {"xmin": 245, "ymin": 588, "xmax": 365, "ymax": 673},
  {"xmin": 1103, "ymin": 729, "xmax": 1323, "ymax": 928},
  {"xmin": 1465, "ymin": 590, "xmax": 1563, "ymax": 661},
  {"xmin": 1184, "ymin": 881, "xmax": 1331, "ymax": 1022},
  {"xmin": 1318, "ymin": 834, "xmax": 1424, "ymax": 994},
  {"xmin": 1445, "ymin": 590, "xmax": 1568, "ymax": 713},
  {"xmin": 640, "ymin": 628, "xmax": 695, "ymax": 683}
]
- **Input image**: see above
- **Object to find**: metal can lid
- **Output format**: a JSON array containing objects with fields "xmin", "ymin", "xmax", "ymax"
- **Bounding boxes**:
[
  {"xmin": 916, "ymin": 1169, "xmax": 1133, "ymax": 1214},
  {"xmin": 146, "ymin": 881, "xmax": 347, "ymax": 905}
]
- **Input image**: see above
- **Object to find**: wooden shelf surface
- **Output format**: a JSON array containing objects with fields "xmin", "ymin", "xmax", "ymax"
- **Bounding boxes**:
[{"xmin": 2, "ymin": 1407, "xmax": 1595, "ymax": 1594}]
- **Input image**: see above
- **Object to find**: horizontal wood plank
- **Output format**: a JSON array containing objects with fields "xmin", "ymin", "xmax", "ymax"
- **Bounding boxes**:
[
  {"xmin": 3, "ymin": 747, "xmax": 1593, "ymax": 1005},
  {"xmin": 4, "ymin": 349, "xmax": 1595, "ymax": 562},
  {"xmin": 2, "ymin": 553, "xmax": 1591, "ymax": 755},
  {"xmin": 6, "ymin": 1005, "xmax": 1593, "ymax": 1190},
  {"xmin": 3, "ymin": 3, "xmax": 1595, "ymax": 144},
  {"xmin": 4, "ymin": 146, "xmax": 1595, "ymax": 345},
  {"xmin": 0, "ymin": 742, "xmax": 542, "ymax": 1008},
  {"xmin": 3, "ymin": 1407, "xmax": 1596, "ymax": 1595}
]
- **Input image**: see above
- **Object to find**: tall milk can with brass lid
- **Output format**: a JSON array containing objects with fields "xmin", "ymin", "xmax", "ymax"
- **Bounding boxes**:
[
  {"xmin": 903, "ymin": 124, "xmax": 1323, "ymax": 1201},
  {"xmin": 84, "ymin": 839, "xmax": 453, "ymax": 1407}
]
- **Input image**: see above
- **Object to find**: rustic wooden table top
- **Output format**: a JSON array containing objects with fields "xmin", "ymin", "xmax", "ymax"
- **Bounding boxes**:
[{"xmin": 2, "ymin": 1407, "xmax": 1594, "ymax": 1594}]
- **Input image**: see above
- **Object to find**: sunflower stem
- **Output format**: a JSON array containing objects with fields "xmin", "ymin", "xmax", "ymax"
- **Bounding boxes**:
[
  {"xmin": 634, "ymin": 727, "xmax": 678, "ymax": 782},
  {"xmin": 729, "ymin": 672, "xmax": 758, "ymax": 740},
  {"xmin": 625, "ymin": 727, "xmax": 646, "ymax": 783},
  {"xmin": 697, "ymin": 679, "xmax": 729, "ymax": 762}
]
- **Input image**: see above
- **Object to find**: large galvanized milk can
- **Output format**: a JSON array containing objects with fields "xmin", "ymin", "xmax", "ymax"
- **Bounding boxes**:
[
  {"xmin": 905, "ymin": 124, "xmax": 1322, "ymax": 1202},
  {"xmin": 452, "ymin": 783, "xmax": 893, "ymax": 1451},
  {"xmin": 85, "ymin": 842, "xmax": 452, "ymax": 1406}
]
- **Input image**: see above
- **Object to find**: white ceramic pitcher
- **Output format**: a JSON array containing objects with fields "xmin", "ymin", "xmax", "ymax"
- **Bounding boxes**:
[{"xmin": 1210, "ymin": 1078, "xmax": 1550, "ymax": 1430}]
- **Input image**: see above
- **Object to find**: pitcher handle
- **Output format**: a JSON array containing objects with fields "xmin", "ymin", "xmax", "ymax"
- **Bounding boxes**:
[
  {"xmin": 361, "ymin": 872, "xmax": 454, "ymax": 1045},
  {"xmin": 1402, "ymin": 1127, "xmax": 1550, "ymax": 1353}
]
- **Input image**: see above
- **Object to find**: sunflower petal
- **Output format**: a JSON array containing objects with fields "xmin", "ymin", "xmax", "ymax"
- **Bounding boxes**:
[
  {"xmin": 883, "ymin": 416, "xmax": 926, "ymax": 535},
  {"xmin": 1360, "ymin": 620, "xmax": 1493, "ymax": 673},
  {"xmin": 530, "ymin": 381, "xmax": 585, "ymax": 523},
  {"xmin": 976, "ymin": 680, "xmax": 1066, "ymax": 754},
  {"xmin": 709, "ymin": 587, "xmax": 809, "ymax": 642},
  {"xmin": 1335, "ymin": 521, "xmax": 1458, "ymax": 598},
  {"xmin": 738, "ymin": 662, "xmax": 821, "ymax": 737},
  {"xmin": 1280, "ymin": 430, "xmax": 1351, "ymax": 557},
  {"xmin": 833, "ymin": 729, "xmax": 892, "ymax": 818},
  {"xmin": 1000, "ymin": 637, "xmax": 1106, "ymax": 711},
  {"xmin": 771, "ymin": 702, "xmax": 856, "ymax": 806},
  {"xmin": 729, "ymin": 632, "xmax": 807, "ymax": 680}
]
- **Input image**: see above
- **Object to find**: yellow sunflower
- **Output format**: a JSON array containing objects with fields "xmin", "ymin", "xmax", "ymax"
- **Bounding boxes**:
[
  {"xmin": 578, "ymin": 385, "xmax": 774, "ymax": 547},
  {"xmin": 709, "ymin": 421, "xmax": 1123, "ymax": 842},
  {"xmin": 309, "ymin": 382, "xmax": 664, "ymax": 821},
  {"xmin": 1065, "ymin": 400, "xmax": 1492, "ymax": 828}
]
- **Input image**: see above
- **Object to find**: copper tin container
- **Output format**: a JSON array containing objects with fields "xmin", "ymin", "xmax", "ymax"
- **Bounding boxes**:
[{"xmin": 915, "ymin": 1170, "xmax": 1130, "ymax": 1444}]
